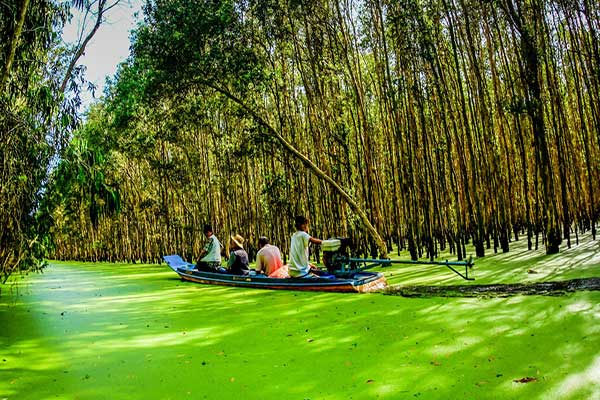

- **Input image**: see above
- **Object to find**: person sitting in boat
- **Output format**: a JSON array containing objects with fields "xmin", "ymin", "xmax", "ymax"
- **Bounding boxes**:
[
  {"xmin": 227, "ymin": 234, "xmax": 250, "ymax": 275},
  {"xmin": 255, "ymin": 236, "xmax": 285, "ymax": 277},
  {"xmin": 196, "ymin": 224, "xmax": 225, "ymax": 273},
  {"xmin": 289, "ymin": 215, "xmax": 323, "ymax": 278}
]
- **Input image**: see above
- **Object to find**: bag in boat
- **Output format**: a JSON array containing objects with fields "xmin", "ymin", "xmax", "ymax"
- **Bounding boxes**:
[{"xmin": 268, "ymin": 264, "xmax": 290, "ymax": 278}]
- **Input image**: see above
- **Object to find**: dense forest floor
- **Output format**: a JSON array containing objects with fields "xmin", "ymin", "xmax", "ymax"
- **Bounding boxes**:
[{"xmin": 1, "ymin": 236, "xmax": 599, "ymax": 399}]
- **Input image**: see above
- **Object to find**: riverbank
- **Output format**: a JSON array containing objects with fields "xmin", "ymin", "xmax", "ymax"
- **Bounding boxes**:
[{"xmin": 377, "ymin": 230, "xmax": 600, "ymax": 287}]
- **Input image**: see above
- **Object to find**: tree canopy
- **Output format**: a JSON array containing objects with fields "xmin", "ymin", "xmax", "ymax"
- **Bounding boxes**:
[
  {"xmin": 4, "ymin": 0, "xmax": 600, "ymax": 273},
  {"xmin": 1, "ymin": 0, "xmax": 124, "ymax": 283}
]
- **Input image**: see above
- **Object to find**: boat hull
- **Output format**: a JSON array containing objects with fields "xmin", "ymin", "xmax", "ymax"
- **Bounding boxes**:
[{"xmin": 175, "ymin": 268, "xmax": 387, "ymax": 293}]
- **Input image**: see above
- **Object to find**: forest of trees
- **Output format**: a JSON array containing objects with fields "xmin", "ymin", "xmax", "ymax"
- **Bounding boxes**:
[
  {"xmin": 2, "ymin": 0, "xmax": 600, "ymax": 280},
  {"xmin": 0, "ymin": 0, "xmax": 119, "ymax": 283}
]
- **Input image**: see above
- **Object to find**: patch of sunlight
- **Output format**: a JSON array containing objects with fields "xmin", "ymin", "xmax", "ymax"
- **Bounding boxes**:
[
  {"xmin": 503, "ymin": 327, "xmax": 529, "ymax": 337},
  {"xmin": 280, "ymin": 309, "xmax": 302, "ymax": 316},
  {"xmin": 56, "ymin": 289, "xmax": 198, "ymax": 313},
  {"xmin": 75, "ymin": 330, "xmax": 113, "ymax": 339},
  {"xmin": 566, "ymin": 300, "xmax": 595, "ymax": 314},
  {"xmin": 384, "ymin": 309, "xmax": 402, "ymax": 316},
  {"xmin": 584, "ymin": 324, "xmax": 600, "ymax": 337},
  {"xmin": 458, "ymin": 335, "xmax": 483, "ymax": 347},
  {"xmin": 0, "ymin": 340, "xmax": 64, "ymax": 372},
  {"xmin": 70, "ymin": 292, "xmax": 178, "ymax": 308},
  {"xmin": 104, "ymin": 323, "xmax": 130, "ymax": 331},
  {"xmin": 427, "ymin": 342, "xmax": 464, "ymax": 356},
  {"xmin": 506, "ymin": 296, "xmax": 528, "ymax": 305},
  {"xmin": 416, "ymin": 303, "xmax": 450, "ymax": 315},
  {"xmin": 77, "ymin": 326, "xmax": 237, "ymax": 353},
  {"xmin": 333, "ymin": 335, "xmax": 360, "ymax": 344},
  {"xmin": 490, "ymin": 325, "xmax": 514, "ymax": 336},
  {"xmin": 374, "ymin": 383, "xmax": 404, "ymax": 396},
  {"xmin": 303, "ymin": 332, "xmax": 368, "ymax": 353},
  {"xmin": 34, "ymin": 300, "xmax": 63, "ymax": 309},
  {"xmin": 557, "ymin": 343, "xmax": 583, "ymax": 360},
  {"xmin": 545, "ymin": 355, "xmax": 600, "ymax": 400},
  {"xmin": 425, "ymin": 336, "xmax": 483, "ymax": 357}
]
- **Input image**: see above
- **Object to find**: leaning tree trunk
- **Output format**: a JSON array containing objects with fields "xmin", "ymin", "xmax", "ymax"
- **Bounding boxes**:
[{"xmin": 204, "ymin": 83, "xmax": 388, "ymax": 257}]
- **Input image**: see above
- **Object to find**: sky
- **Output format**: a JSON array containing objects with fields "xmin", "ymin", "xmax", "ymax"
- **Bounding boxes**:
[{"xmin": 61, "ymin": 0, "xmax": 143, "ymax": 111}]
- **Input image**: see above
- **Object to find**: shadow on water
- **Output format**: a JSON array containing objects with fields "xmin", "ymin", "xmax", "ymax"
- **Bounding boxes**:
[{"xmin": 1, "ymin": 258, "xmax": 599, "ymax": 399}]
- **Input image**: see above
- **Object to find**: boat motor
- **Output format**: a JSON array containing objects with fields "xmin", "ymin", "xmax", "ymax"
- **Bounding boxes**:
[
  {"xmin": 322, "ymin": 237, "xmax": 352, "ymax": 274},
  {"xmin": 320, "ymin": 237, "xmax": 475, "ymax": 280}
]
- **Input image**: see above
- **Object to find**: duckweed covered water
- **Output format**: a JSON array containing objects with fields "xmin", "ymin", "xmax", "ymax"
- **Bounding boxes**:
[{"xmin": 1, "ymin": 258, "xmax": 599, "ymax": 399}]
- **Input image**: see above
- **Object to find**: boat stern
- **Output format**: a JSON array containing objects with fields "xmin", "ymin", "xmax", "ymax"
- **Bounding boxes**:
[{"xmin": 353, "ymin": 273, "xmax": 388, "ymax": 293}]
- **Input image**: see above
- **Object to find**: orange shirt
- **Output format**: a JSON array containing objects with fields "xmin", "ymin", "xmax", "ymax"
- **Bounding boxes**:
[{"xmin": 256, "ymin": 244, "xmax": 283, "ymax": 276}]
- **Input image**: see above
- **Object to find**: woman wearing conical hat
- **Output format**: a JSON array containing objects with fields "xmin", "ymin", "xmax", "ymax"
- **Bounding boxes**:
[{"xmin": 226, "ymin": 234, "xmax": 250, "ymax": 276}]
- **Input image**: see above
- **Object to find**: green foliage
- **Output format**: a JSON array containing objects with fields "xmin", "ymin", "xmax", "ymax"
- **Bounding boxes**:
[
  {"xmin": 42, "ymin": 105, "xmax": 121, "ymax": 243},
  {"xmin": 0, "ymin": 0, "xmax": 62, "ymax": 281},
  {"xmin": 0, "ymin": 0, "xmax": 103, "ymax": 281},
  {"xmin": 135, "ymin": 0, "xmax": 266, "ymax": 96},
  {"xmin": 45, "ymin": 0, "xmax": 600, "ymax": 262}
]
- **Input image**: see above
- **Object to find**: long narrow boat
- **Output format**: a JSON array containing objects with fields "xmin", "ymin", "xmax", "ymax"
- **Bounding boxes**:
[{"xmin": 163, "ymin": 255, "xmax": 387, "ymax": 293}]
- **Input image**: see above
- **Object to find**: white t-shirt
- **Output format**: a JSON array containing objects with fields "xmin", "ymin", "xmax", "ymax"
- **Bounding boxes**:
[
  {"xmin": 201, "ymin": 234, "xmax": 222, "ymax": 263},
  {"xmin": 289, "ymin": 231, "xmax": 311, "ymax": 277}
]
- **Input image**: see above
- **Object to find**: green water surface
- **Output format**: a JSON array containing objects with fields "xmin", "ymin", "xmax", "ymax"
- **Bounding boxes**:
[{"xmin": 1, "ymin": 238, "xmax": 600, "ymax": 399}]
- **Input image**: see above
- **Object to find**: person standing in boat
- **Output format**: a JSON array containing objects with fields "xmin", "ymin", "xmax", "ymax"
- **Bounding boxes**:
[
  {"xmin": 196, "ymin": 224, "xmax": 224, "ymax": 272},
  {"xmin": 227, "ymin": 234, "xmax": 250, "ymax": 275},
  {"xmin": 255, "ymin": 236, "xmax": 285, "ymax": 277},
  {"xmin": 289, "ymin": 215, "xmax": 323, "ymax": 278}
]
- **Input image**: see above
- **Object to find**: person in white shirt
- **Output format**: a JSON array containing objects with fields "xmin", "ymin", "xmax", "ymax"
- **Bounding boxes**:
[
  {"xmin": 255, "ymin": 236, "xmax": 284, "ymax": 276},
  {"xmin": 196, "ymin": 224, "xmax": 224, "ymax": 272},
  {"xmin": 288, "ymin": 215, "xmax": 323, "ymax": 278}
]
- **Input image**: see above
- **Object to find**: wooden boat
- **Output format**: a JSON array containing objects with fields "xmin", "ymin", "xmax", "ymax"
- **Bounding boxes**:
[{"xmin": 163, "ymin": 255, "xmax": 387, "ymax": 293}]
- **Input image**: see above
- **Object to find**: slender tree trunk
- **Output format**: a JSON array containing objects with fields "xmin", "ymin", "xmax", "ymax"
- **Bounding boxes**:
[{"xmin": 0, "ymin": 0, "xmax": 31, "ymax": 95}]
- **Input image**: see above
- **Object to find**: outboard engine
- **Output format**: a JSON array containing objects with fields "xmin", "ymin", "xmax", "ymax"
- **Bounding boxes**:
[{"xmin": 322, "ymin": 237, "xmax": 352, "ymax": 273}]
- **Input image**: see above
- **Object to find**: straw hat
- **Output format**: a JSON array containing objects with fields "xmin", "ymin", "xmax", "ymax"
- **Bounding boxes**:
[{"xmin": 230, "ymin": 234, "xmax": 245, "ymax": 249}]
